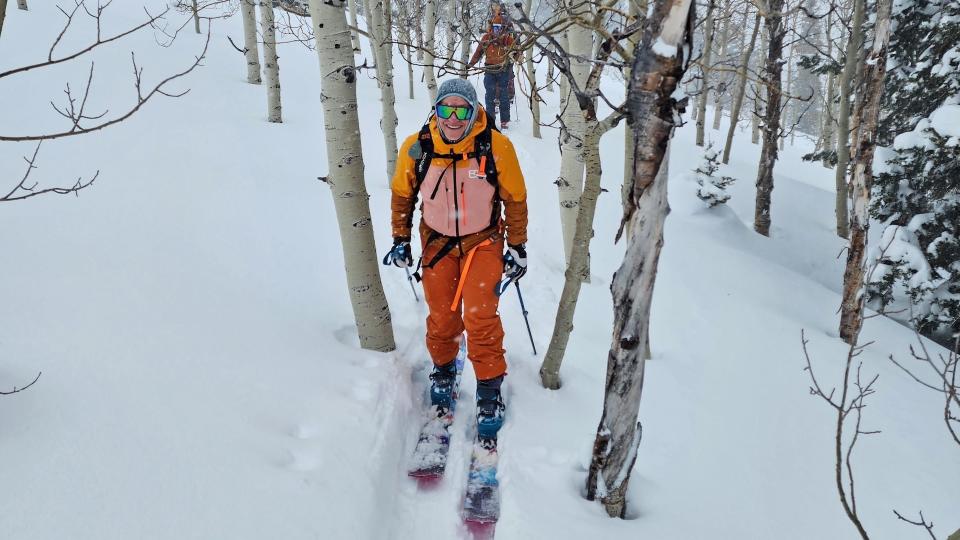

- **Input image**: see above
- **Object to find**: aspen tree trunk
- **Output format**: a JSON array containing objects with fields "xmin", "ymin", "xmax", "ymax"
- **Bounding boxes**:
[
  {"xmin": 556, "ymin": 20, "xmax": 591, "ymax": 271},
  {"xmin": 241, "ymin": 0, "xmax": 262, "ymax": 84},
  {"xmin": 711, "ymin": 0, "xmax": 731, "ymax": 131},
  {"xmin": 0, "ymin": 0, "xmax": 8, "ymax": 39},
  {"xmin": 585, "ymin": 0, "xmax": 694, "ymax": 517},
  {"xmin": 459, "ymin": 1, "xmax": 472, "ymax": 77},
  {"xmin": 622, "ymin": 0, "xmax": 647, "ymax": 235},
  {"xmin": 751, "ymin": 22, "xmax": 766, "ymax": 145},
  {"xmin": 260, "ymin": 0, "xmax": 282, "ymax": 123},
  {"xmin": 834, "ymin": 0, "xmax": 863, "ymax": 239},
  {"xmin": 17, "ymin": 0, "xmax": 25, "ymax": 10},
  {"xmin": 415, "ymin": 3, "xmax": 425, "ymax": 62},
  {"xmin": 192, "ymin": 0, "xmax": 201, "ymax": 34},
  {"xmin": 362, "ymin": 0, "xmax": 375, "ymax": 51},
  {"xmin": 524, "ymin": 0, "xmax": 542, "ymax": 138},
  {"xmin": 546, "ymin": 54, "xmax": 555, "ymax": 92},
  {"xmin": 780, "ymin": 10, "xmax": 797, "ymax": 151},
  {"xmin": 721, "ymin": 10, "xmax": 759, "ymax": 164},
  {"xmin": 821, "ymin": 9, "xmax": 835, "ymax": 166},
  {"xmin": 753, "ymin": 0, "xmax": 785, "ymax": 237},
  {"xmin": 424, "ymin": 0, "xmax": 439, "ymax": 101},
  {"xmin": 370, "ymin": 0, "xmax": 399, "ymax": 177},
  {"xmin": 404, "ymin": 10, "xmax": 416, "ymax": 99},
  {"xmin": 307, "ymin": 0, "xmax": 397, "ymax": 353},
  {"xmin": 695, "ymin": 1, "xmax": 715, "ymax": 146},
  {"xmin": 839, "ymin": 0, "xmax": 891, "ymax": 344},
  {"xmin": 445, "ymin": 0, "xmax": 457, "ymax": 70},
  {"xmin": 348, "ymin": 0, "xmax": 361, "ymax": 51},
  {"xmin": 541, "ymin": 121, "xmax": 615, "ymax": 389}
]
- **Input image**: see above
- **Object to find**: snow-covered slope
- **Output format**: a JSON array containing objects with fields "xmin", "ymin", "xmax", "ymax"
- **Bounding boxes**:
[{"xmin": 1, "ymin": 3, "xmax": 957, "ymax": 539}]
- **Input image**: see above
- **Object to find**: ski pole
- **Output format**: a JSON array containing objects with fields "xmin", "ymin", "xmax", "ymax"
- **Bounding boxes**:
[
  {"xmin": 514, "ymin": 281, "xmax": 536, "ymax": 356},
  {"xmin": 404, "ymin": 266, "xmax": 420, "ymax": 302}
]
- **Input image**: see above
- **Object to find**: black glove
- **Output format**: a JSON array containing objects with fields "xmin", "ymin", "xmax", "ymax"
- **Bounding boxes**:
[
  {"xmin": 503, "ymin": 243, "xmax": 527, "ymax": 281},
  {"xmin": 382, "ymin": 237, "xmax": 413, "ymax": 268}
]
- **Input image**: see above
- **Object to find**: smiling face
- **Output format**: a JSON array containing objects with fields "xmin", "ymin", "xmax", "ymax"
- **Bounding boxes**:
[{"xmin": 436, "ymin": 96, "xmax": 473, "ymax": 143}]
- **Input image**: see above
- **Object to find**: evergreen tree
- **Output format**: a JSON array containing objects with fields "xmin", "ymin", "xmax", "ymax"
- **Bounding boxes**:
[
  {"xmin": 694, "ymin": 143, "xmax": 736, "ymax": 207},
  {"xmin": 869, "ymin": 0, "xmax": 960, "ymax": 340}
]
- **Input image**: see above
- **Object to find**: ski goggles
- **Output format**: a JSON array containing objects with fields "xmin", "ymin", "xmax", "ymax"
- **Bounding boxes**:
[
  {"xmin": 492, "ymin": 23, "xmax": 503, "ymax": 33},
  {"xmin": 436, "ymin": 104, "xmax": 474, "ymax": 121}
]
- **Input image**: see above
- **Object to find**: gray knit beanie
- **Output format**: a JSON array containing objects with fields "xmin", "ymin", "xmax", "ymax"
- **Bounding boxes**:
[{"xmin": 434, "ymin": 78, "xmax": 480, "ymax": 142}]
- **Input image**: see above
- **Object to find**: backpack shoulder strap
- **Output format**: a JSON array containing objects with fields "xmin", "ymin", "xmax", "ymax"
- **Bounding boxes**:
[
  {"xmin": 414, "ymin": 122, "xmax": 435, "ymax": 191},
  {"xmin": 474, "ymin": 112, "xmax": 499, "ymax": 188}
]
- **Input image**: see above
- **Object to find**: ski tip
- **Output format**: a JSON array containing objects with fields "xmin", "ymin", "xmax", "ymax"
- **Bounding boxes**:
[
  {"xmin": 409, "ymin": 472, "xmax": 444, "ymax": 490},
  {"xmin": 464, "ymin": 519, "xmax": 497, "ymax": 539}
]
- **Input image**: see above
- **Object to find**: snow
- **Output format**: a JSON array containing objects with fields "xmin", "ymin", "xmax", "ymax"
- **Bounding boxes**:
[{"xmin": 1, "ymin": 3, "xmax": 958, "ymax": 540}]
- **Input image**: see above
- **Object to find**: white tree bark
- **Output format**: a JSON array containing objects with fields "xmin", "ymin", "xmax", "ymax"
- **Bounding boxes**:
[
  {"xmin": 260, "ymin": 0, "xmax": 282, "ymax": 123},
  {"xmin": 834, "ymin": 0, "xmax": 863, "ymax": 239},
  {"xmin": 556, "ymin": 19, "xmax": 591, "ymax": 271},
  {"xmin": 751, "ymin": 22, "xmax": 766, "ymax": 145},
  {"xmin": 585, "ymin": 0, "xmax": 694, "ymax": 518},
  {"xmin": 423, "ymin": 0, "xmax": 439, "ymax": 102},
  {"xmin": 192, "ymin": 0, "xmax": 201, "ymax": 33},
  {"xmin": 444, "ymin": 0, "xmax": 457, "ymax": 69},
  {"xmin": 459, "ymin": 1, "xmax": 471, "ymax": 77},
  {"xmin": 400, "ymin": 2, "xmax": 416, "ymax": 98},
  {"xmin": 17, "ymin": 0, "xmax": 25, "ymax": 10},
  {"xmin": 721, "ymin": 10, "xmax": 759, "ymax": 164},
  {"xmin": 695, "ymin": 1, "xmax": 715, "ymax": 146},
  {"xmin": 241, "ymin": 0, "xmax": 262, "ymax": 85},
  {"xmin": 821, "ymin": 10, "xmax": 836, "ymax": 167},
  {"xmin": 307, "ymin": 0, "xmax": 397, "ymax": 353},
  {"xmin": 622, "ymin": 0, "xmax": 646, "ymax": 238},
  {"xmin": 541, "ymin": 121, "xmax": 615, "ymax": 389},
  {"xmin": 711, "ymin": 0, "xmax": 731, "ymax": 131},
  {"xmin": 348, "ymin": 0, "xmax": 361, "ymax": 51},
  {"xmin": 546, "ymin": 51, "xmax": 555, "ymax": 92},
  {"xmin": 523, "ymin": 0, "xmax": 542, "ymax": 138},
  {"xmin": 370, "ymin": 0, "xmax": 399, "ymax": 177},
  {"xmin": 0, "ymin": 0, "xmax": 8, "ymax": 38},
  {"xmin": 839, "ymin": 0, "xmax": 891, "ymax": 344}
]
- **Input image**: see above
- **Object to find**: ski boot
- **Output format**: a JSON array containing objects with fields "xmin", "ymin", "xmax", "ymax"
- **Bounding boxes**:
[
  {"xmin": 429, "ymin": 361, "xmax": 457, "ymax": 415},
  {"xmin": 476, "ymin": 376, "xmax": 505, "ymax": 447}
]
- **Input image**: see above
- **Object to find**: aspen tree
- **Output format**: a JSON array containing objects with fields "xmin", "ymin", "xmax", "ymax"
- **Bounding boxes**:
[
  {"xmin": 839, "ymin": 0, "xmax": 891, "ymax": 344},
  {"xmin": 695, "ymin": 0, "xmax": 715, "ymax": 146},
  {"xmin": 585, "ymin": 0, "xmax": 694, "ymax": 517},
  {"xmin": 241, "ymin": 0, "xmax": 262, "ymax": 84},
  {"xmin": 192, "ymin": 0, "xmax": 201, "ymax": 33},
  {"xmin": 622, "ymin": 0, "xmax": 647, "ymax": 233},
  {"xmin": 523, "ymin": 0, "xmax": 542, "ymax": 138},
  {"xmin": 753, "ymin": 0, "xmax": 785, "ymax": 237},
  {"xmin": 721, "ymin": 9, "xmax": 759, "ymax": 164},
  {"xmin": 349, "ymin": 0, "xmax": 361, "ymax": 51},
  {"xmin": 711, "ymin": 0, "xmax": 731, "ymax": 131},
  {"xmin": 459, "ymin": 1, "xmax": 471, "ymax": 77},
  {"xmin": 260, "ymin": 0, "xmax": 282, "ymax": 123},
  {"xmin": 1, "ymin": 0, "xmax": 8, "ymax": 38},
  {"xmin": 307, "ymin": 0, "xmax": 397, "ymax": 353},
  {"xmin": 834, "ymin": 0, "xmax": 863, "ymax": 239},
  {"xmin": 751, "ymin": 21, "xmax": 766, "ymax": 144},
  {"xmin": 821, "ymin": 10, "xmax": 836, "ymax": 167},
  {"xmin": 424, "ymin": 0, "xmax": 439, "ymax": 101},
  {"xmin": 556, "ymin": 13, "xmax": 591, "ymax": 271},
  {"xmin": 369, "ymin": 0, "xmax": 399, "ymax": 177}
]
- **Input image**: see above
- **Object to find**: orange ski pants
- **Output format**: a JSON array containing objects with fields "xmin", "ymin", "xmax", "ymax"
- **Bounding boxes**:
[{"xmin": 421, "ymin": 237, "xmax": 507, "ymax": 381}]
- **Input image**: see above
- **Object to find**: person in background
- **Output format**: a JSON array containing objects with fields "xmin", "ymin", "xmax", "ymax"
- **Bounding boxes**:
[{"xmin": 468, "ymin": 6, "xmax": 516, "ymax": 129}]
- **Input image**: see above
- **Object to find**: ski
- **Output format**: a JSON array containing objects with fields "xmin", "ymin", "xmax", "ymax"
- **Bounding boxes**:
[
  {"xmin": 407, "ymin": 336, "xmax": 467, "ymax": 480},
  {"xmin": 462, "ymin": 438, "xmax": 500, "ymax": 528}
]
